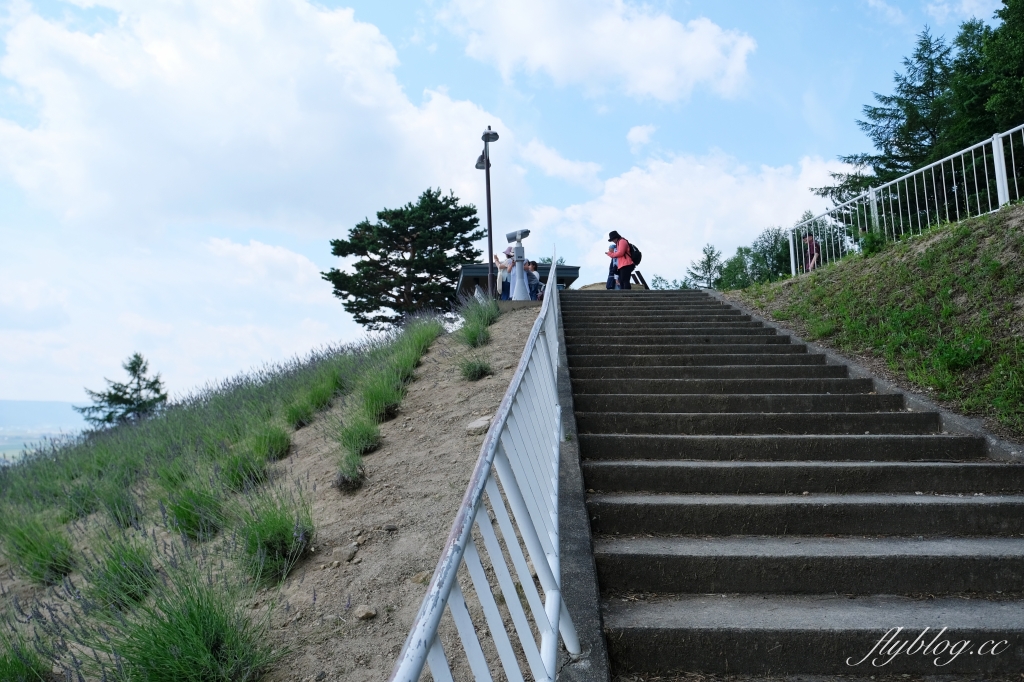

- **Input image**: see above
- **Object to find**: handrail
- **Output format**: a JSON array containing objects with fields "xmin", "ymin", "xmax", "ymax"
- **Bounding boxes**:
[
  {"xmin": 789, "ymin": 122, "xmax": 1024, "ymax": 276},
  {"xmin": 389, "ymin": 253, "xmax": 580, "ymax": 682}
]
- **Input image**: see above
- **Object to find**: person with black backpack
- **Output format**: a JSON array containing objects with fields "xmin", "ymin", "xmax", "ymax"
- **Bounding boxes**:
[{"xmin": 606, "ymin": 230, "xmax": 641, "ymax": 290}]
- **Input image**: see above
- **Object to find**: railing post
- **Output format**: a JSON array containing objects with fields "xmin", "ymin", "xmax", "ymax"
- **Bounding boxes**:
[
  {"xmin": 788, "ymin": 230, "xmax": 797, "ymax": 277},
  {"xmin": 869, "ymin": 186, "xmax": 880, "ymax": 232},
  {"xmin": 992, "ymin": 133, "xmax": 1010, "ymax": 207}
]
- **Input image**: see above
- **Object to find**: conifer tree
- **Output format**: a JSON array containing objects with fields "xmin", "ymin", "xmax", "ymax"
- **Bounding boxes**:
[
  {"xmin": 322, "ymin": 188, "xmax": 484, "ymax": 329},
  {"xmin": 75, "ymin": 353, "xmax": 168, "ymax": 428}
]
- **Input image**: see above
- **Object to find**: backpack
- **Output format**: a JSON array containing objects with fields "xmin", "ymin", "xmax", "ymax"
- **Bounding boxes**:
[{"xmin": 628, "ymin": 241, "xmax": 642, "ymax": 265}]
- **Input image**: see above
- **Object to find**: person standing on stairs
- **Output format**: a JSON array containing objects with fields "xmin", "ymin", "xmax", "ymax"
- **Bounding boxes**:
[{"xmin": 606, "ymin": 231, "xmax": 635, "ymax": 290}]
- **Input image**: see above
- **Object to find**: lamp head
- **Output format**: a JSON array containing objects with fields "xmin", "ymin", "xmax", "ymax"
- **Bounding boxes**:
[
  {"xmin": 481, "ymin": 125, "xmax": 499, "ymax": 143},
  {"xmin": 475, "ymin": 152, "xmax": 487, "ymax": 170},
  {"xmin": 505, "ymin": 229, "xmax": 530, "ymax": 244}
]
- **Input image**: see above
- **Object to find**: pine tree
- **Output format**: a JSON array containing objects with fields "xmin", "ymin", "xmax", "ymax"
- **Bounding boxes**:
[
  {"xmin": 321, "ymin": 188, "xmax": 484, "ymax": 329},
  {"xmin": 985, "ymin": 0, "xmax": 1024, "ymax": 130},
  {"xmin": 686, "ymin": 244, "xmax": 724, "ymax": 289},
  {"xmin": 815, "ymin": 28, "xmax": 954, "ymax": 203},
  {"xmin": 75, "ymin": 353, "xmax": 168, "ymax": 428}
]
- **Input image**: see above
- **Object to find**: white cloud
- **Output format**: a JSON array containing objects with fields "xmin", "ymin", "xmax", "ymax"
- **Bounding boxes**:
[
  {"xmin": 0, "ymin": 0, "xmax": 518, "ymax": 229},
  {"xmin": 626, "ymin": 124, "xmax": 656, "ymax": 153},
  {"xmin": 0, "ymin": 0, "xmax": 528, "ymax": 400},
  {"xmin": 925, "ymin": 0, "xmax": 1002, "ymax": 23},
  {"xmin": 524, "ymin": 152, "xmax": 847, "ymax": 286},
  {"xmin": 0, "ymin": 229, "xmax": 363, "ymax": 401},
  {"xmin": 439, "ymin": 0, "xmax": 756, "ymax": 101},
  {"xmin": 519, "ymin": 139, "xmax": 602, "ymax": 191},
  {"xmin": 865, "ymin": 0, "xmax": 906, "ymax": 24}
]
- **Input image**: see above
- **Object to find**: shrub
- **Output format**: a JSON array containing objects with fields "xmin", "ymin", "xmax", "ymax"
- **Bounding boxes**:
[
  {"xmin": 460, "ymin": 323, "xmax": 490, "ymax": 348},
  {"xmin": 457, "ymin": 298, "xmax": 499, "ymax": 348},
  {"xmin": 166, "ymin": 487, "xmax": 222, "ymax": 540},
  {"xmin": 459, "ymin": 357, "xmax": 492, "ymax": 381},
  {"xmin": 0, "ymin": 619, "xmax": 49, "ymax": 682},
  {"xmin": 334, "ymin": 451, "xmax": 364, "ymax": 492},
  {"xmin": 0, "ymin": 517, "xmax": 75, "ymax": 585},
  {"xmin": 220, "ymin": 450, "xmax": 268, "ymax": 492},
  {"xmin": 81, "ymin": 563, "xmax": 279, "ymax": 682},
  {"xmin": 96, "ymin": 483, "xmax": 143, "ymax": 529},
  {"xmin": 336, "ymin": 411, "xmax": 381, "ymax": 457},
  {"xmin": 306, "ymin": 374, "xmax": 336, "ymax": 410},
  {"xmin": 238, "ymin": 490, "xmax": 314, "ymax": 583},
  {"xmin": 154, "ymin": 459, "xmax": 191, "ymax": 491},
  {"xmin": 285, "ymin": 400, "xmax": 315, "ymax": 429},
  {"xmin": 860, "ymin": 230, "xmax": 887, "ymax": 256},
  {"xmin": 84, "ymin": 534, "xmax": 157, "ymax": 609},
  {"xmin": 358, "ymin": 370, "xmax": 405, "ymax": 421},
  {"xmin": 250, "ymin": 425, "xmax": 291, "ymax": 461},
  {"xmin": 59, "ymin": 483, "xmax": 100, "ymax": 523}
]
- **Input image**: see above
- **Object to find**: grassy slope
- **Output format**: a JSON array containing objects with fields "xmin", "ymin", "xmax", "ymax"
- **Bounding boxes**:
[
  {"xmin": 735, "ymin": 203, "xmax": 1024, "ymax": 439},
  {"xmin": 0, "ymin": 318, "xmax": 444, "ymax": 679}
]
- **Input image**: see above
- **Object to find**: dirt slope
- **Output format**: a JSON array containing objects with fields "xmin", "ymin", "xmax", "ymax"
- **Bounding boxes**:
[{"xmin": 262, "ymin": 305, "xmax": 540, "ymax": 682}]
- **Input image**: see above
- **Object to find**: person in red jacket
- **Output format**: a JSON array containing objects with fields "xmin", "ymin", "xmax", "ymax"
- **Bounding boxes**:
[{"xmin": 606, "ymin": 230, "xmax": 635, "ymax": 289}]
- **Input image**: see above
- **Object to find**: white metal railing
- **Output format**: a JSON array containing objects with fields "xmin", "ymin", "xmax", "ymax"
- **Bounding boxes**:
[
  {"xmin": 790, "ymin": 123, "xmax": 1024, "ymax": 275},
  {"xmin": 389, "ymin": 255, "xmax": 580, "ymax": 682}
]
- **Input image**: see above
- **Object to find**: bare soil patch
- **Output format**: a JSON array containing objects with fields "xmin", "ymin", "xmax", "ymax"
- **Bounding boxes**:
[{"xmin": 262, "ymin": 306, "xmax": 539, "ymax": 682}]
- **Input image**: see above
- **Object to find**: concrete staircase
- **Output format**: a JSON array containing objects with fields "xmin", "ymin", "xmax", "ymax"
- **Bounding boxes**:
[{"xmin": 561, "ymin": 289, "xmax": 1024, "ymax": 676}]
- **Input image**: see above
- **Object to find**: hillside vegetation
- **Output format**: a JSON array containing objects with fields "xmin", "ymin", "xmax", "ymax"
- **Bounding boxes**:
[
  {"xmin": 735, "ymin": 203, "xmax": 1024, "ymax": 439},
  {"xmin": 0, "ymin": 317, "xmax": 443, "ymax": 680}
]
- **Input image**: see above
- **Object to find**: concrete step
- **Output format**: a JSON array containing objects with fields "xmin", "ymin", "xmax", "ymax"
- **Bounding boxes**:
[
  {"xmin": 565, "ymin": 314, "xmax": 751, "ymax": 323},
  {"xmin": 562, "ymin": 305, "xmax": 733, "ymax": 313},
  {"xmin": 572, "ymin": 377, "xmax": 872, "ymax": 394},
  {"xmin": 567, "ymin": 343, "xmax": 808, "ymax": 356},
  {"xmin": 566, "ymin": 326, "xmax": 777, "ymax": 337},
  {"xmin": 602, "ymin": 594, "xmax": 1024, "ymax": 674},
  {"xmin": 587, "ymin": 492, "xmax": 1024, "ymax": 536},
  {"xmin": 573, "ymin": 393, "xmax": 902, "ymax": 413},
  {"xmin": 579, "ymin": 434, "xmax": 988, "ymax": 462},
  {"xmin": 561, "ymin": 288, "xmax": 712, "ymax": 294},
  {"xmin": 566, "ymin": 334, "xmax": 790, "ymax": 346},
  {"xmin": 575, "ymin": 411, "xmax": 939, "ymax": 435},
  {"xmin": 570, "ymin": 365, "xmax": 849, "ymax": 380},
  {"xmin": 594, "ymin": 536, "xmax": 1024, "ymax": 595},
  {"xmin": 582, "ymin": 460, "xmax": 1024, "ymax": 494},
  {"xmin": 568, "ymin": 353, "xmax": 828, "ymax": 368},
  {"xmin": 563, "ymin": 321, "xmax": 768, "ymax": 331}
]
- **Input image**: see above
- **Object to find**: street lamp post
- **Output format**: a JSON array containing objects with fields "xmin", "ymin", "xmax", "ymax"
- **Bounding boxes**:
[{"xmin": 476, "ymin": 126, "xmax": 499, "ymax": 297}]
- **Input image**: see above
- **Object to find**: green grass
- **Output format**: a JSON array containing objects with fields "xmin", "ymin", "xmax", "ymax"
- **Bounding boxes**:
[
  {"xmin": 250, "ymin": 425, "xmax": 291, "ymax": 461},
  {"xmin": 0, "ymin": 619, "xmax": 49, "ymax": 682},
  {"xmin": 459, "ymin": 357, "xmax": 492, "ymax": 381},
  {"xmin": 0, "ymin": 517, "xmax": 75, "ymax": 585},
  {"xmin": 284, "ymin": 399, "xmax": 315, "ymax": 429},
  {"xmin": 166, "ymin": 486, "xmax": 223, "ymax": 540},
  {"xmin": 334, "ymin": 411, "xmax": 381, "ymax": 457},
  {"xmin": 220, "ymin": 449, "xmax": 269, "ymax": 492},
  {"xmin": 83, "ymin": 533, "xmax": 158, "ymax": 609},
  {"xmin": 238, "ymin": 489, "xmax": 314, "ymax": 584},
  {"xmin": 457, "ymin": 297, "xmax": 500, "ymax": 348},
  {"xmin": 96, "ymin": 482, "xmax": 142, "ymax": 529},
  {"xmin": 738, "ymin": 204, "xmax": 1024, "ymax": 437},
  {"xmin": 77, "ymin": 560, "xmax": 280, "ymax": 682}
]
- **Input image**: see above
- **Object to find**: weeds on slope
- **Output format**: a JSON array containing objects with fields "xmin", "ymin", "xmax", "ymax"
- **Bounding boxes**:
[
  {"xmin": 739, "ymin": 204, "xmax": 1024, "ymax": 436},
  {"xmin": 334, "ymin": 316, "xmax": 444, "ymax": 490},
  {"xmin": 457, "ymin": 297, "xmax": 500, "ymax": 347}
]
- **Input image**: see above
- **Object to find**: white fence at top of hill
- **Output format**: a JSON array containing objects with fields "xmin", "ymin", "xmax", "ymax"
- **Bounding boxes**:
[
  {"xmin": 388, "ymin": 256, "xmax": 580, "ymax": 682},
  {"xmin": 789, "ymin": 123, "xmax": 1024, "ymax": 276}
]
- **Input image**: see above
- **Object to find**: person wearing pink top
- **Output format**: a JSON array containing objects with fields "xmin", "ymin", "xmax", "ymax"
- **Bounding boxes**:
[{"xmin": 606, "ymin": 230, "xmax": 635, "ymax": 289}]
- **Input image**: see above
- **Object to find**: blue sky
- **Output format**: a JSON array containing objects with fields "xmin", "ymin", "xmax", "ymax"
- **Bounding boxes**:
[{"xmin": 0, "ymin": 0, "xmax": 1003, "ymax": 402}]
